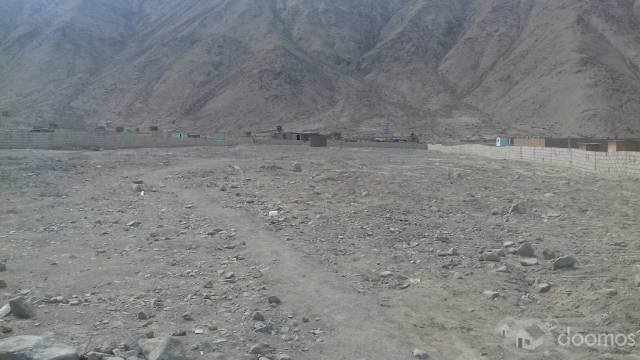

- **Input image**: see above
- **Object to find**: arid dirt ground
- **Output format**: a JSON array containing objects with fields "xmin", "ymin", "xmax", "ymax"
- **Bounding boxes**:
[{"xmin": 1, "ymin": 145, "xmax": 639, "ymax": 360}]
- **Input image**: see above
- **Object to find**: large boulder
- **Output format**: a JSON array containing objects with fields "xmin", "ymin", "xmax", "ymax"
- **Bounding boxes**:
[
  {"xmin": 0, "ymin": 336, "xmax": 78, "ymax": 360},
  {"xmin": 144, "ymin": 337, "xmax": 187, "ymax": 360}
]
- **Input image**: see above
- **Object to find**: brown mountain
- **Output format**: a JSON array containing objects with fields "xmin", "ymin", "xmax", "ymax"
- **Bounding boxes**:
[{"xmin": 1, "ymin": 0, "xmax": 640, "ymax": 139}]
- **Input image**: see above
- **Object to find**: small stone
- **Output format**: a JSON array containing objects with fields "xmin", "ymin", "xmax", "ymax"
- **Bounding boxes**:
[
  {"xmin": 538, "ymin": 283, "xmax": 552, "ymax": 293},
  {"xmin": 252, "ymin": 311, "xmax": 265, "ymax": 322},
  {"xmin": 437, "ymin": 248, "xmax": 458, "ymax": 257},
  {"xmin": 0, "ymin": 279, "xmax": 7, "ymax": 289},
  {"xmin": 520, "ymin": 257, "xmax": 539, "ymax": 266},
  {"xmin": 268, "ymin": 211, "xmax": 279, "ymax": 217},
  {"xmin": 491, "ymin": 208, "xmax": 500, "ymax": 216},
  {"xmin": 182, "ymin": 312, "xmax": 193, "ymax": 321},
  {"xmin": 223, "ymin": 272, "xmax": 235, "ymax": 280},
  {"xmin": 137, "ymin": 311, "xmax": 149, "ymax": 321},
  {"xmin": 502, "ymin": 241, "xmax": 515, "ymax": 248},
  {"xmin": 203, "ymin": 281, "xmax": 214, "ymax": 289},
  {"xmin": 0, "ymin": 325, "xmax": 12, "ymax": 334},
  {"xmin": 483, "ymin": 290, "xmax": 500, "ymax": 300},
  {"xmin": 379, "ymin": 271, "xmax": 393, "ymax": 278},
  {"xmin": 292, "ymin": 163, "xmax": 302, "ymax": 172},
  {"xmin": 254, "ymin": 321, "xmax": 273, "ymax": 334},
  {"xmin": 267, "ymin": 296, "xmax": 282, "ymax": 306},
  {"xmin": 126, "ymin": 221, "xmax": 141, "ymax": 227},
  {"xmin": 249, "ymin": 343, "xmax": 271, "ymax": 355},
  {"xmin": 277, "ymin": 355, "xmax": 291, "ymax": 360},
  {"xmin": 599, "ymin": 288, "xmax": 618, "ymax": 297},
  {"xmin": 495, "ymin": 265, "xmax": 509, "ymax": 273},
  {"xmin": 9, "ymin": 297, "xmax": 35, "ymax": 319},
  {"xmin": 132, "ymin": 184, "xmax": 144, "ymax": 192},
  {"xmin": 412, "ymin": 348, "xmax": 429, "ymax": 359},
  {"xmin": 553, "ymin": 256, "xmax": 576, "ymax": 270},
  {"xmin": 171, "ymin": 330, "xmax": 187, "ymax": 337},
  {"xmin": 0, "ymin": 262, "xmax": 6, "ymax": 272},
  {"xmin": 516, "ymin": 243, "xmax": 535, "ymax": 257},
  {"xmin": 479, "ymin": 252, "xmax": 500, "ymax": 262}
]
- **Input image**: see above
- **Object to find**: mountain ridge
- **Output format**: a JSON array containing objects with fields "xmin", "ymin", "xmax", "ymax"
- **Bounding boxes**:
[{"xmin": 1, "ymin": 0, "xmax": 639, "ymax": 139}]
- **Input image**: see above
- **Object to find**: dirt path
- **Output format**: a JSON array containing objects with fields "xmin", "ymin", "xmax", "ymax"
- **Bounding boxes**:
[{"xmin": 150, "ymin": 160, "xmax": 479, "ymax": 360}]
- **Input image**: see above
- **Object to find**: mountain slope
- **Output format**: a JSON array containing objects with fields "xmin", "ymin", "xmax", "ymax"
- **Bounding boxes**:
[{"xmin": 0, "ymin": 0, "xmax": 639, "ymax": 139}]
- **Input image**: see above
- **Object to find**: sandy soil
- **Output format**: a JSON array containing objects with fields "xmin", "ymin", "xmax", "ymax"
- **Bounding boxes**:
[{"xmin": 0, "ymin": 145, "xmax": 639, "ymax": 360}]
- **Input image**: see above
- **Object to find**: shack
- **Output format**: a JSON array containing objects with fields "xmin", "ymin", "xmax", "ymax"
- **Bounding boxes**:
[
  {"xmin": 309, "ymin": 134, "xmax": 327, "ymax": 147},
  {"xmin": 576, "ymin": 142, "xmax": 607, "ymax": 152},
  {"xmin": 607, "ymin": 139, "xmax": 640, "ymax": 152},
  {"xmin": 496, "ymin": 136, "xmax": 510, "ymax": 147}
]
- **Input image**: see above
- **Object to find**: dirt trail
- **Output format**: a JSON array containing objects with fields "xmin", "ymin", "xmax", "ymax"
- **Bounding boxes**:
[{"xmin": 149, "ymin": 160, "xmax": 479, "ymax": 360}]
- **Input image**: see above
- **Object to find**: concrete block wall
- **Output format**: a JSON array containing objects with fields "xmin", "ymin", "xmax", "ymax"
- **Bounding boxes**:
[{"xmin": 430, "ymin": 144, "xmax": 640, "ymax": 179}]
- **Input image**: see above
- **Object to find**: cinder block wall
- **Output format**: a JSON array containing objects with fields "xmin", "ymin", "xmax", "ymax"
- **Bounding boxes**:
[{"xmin": 430, "ymin": 144, "xmax": 640, "ymax": 179}]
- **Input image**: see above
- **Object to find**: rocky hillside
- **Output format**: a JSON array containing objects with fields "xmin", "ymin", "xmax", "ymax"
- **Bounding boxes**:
[{"xmin": 1, "ymin": 0, "xmax": 640, "ymax": 139}]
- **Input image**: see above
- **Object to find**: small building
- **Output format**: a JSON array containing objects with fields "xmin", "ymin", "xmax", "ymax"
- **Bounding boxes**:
[
  {"xmin": 309, "ymin": 134, "xmax": 327, "ymax": 147},
  {"xmin": 496, "ymin": 136, "xmax": 510, "ymax": 147},
  {"xmin": 576, "ymin": 142, "xmax": 607, "ymax": 152},
  {"xmin": 607, "ymin": 139, "xmax": 640, "ymax": 152},
  {"xmin": 168, "ymin": 130, "xmax": 183, "ymax": 140}
]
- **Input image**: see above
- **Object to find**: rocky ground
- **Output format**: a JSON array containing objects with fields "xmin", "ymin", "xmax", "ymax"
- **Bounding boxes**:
[{"xmin": 0, "ymin": 145, "xmax": 639, "ymax": 360}]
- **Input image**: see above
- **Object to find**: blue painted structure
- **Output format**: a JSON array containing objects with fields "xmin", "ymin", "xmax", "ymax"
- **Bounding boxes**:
[{"xmin": 496, "ymin": 136, "xmax": 510, "ymax": 147}]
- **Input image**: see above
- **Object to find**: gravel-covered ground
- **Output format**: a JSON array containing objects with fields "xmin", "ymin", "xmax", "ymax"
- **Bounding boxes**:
[{"xmin": 0, "ymin": 145, "xmax": 639, "ymax": 360}]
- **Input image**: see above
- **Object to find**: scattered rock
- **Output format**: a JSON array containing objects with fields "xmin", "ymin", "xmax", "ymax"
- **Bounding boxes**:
[
  {"xmin": 126, "ymin": 221, "xmax": 141, "ymax": 228},
  {"xmin": 509, "ymin": 202, "xmax": 527, "ymax": 215},
  {"xmin": 520, "ymin": 257, "xmax": 539, "ymax": 266},
  {"xmin": 412, "ymin": 348, "xmax": 429, "ymax": 359},
  {"xmin": 267, "ymin": 296, "xmax": 282, "ymax": 306},
  {"xmin": 516, "ymin": 243, "xmax": 535, "ymax": 257},
  {"xmin": 552, "ymin": 256, "xmax": 576, "ymax": 270},
  {"xmin": 132, "ymin": 183, "xmax": 144, "ymax": 192},
  {"xmin": 0, "ymin": 335, "xmax": 79, "ymax": 360},
  {"xmin": 146, "ymin": 337, "xmax": 187, "ymax": 360},
  {"xmin": 491, "ymin": 208, "xmax": 500, "ymax": 216},
  {"xmin": 0, "ymin": 325, "xmax": 12, "ymax": 334},
  {"xmin": 171, "ymin": 330, "xmax": 187, "ymax": 337},
  {"xmin": 437, "ymin": 248, "xmax": 458, "ymax": 257},
  {"xmin": 538, "ymin": 283, "xmax": 552, "ymax": 293},
  {"xmin": 9, "ymin": 297, "xmax": 35, "ymax": 319},
  {"xmin": 137, "ymin": 311, "xmax": 149, "ymax": 321},
  {"xmin": 182, "ymin": 312, "xmax": 193, "ymax": 321},
  {"xmin": 495, "ymin": 265, "xmax": 509, "ymax": 273},
  {"xmin": 252, "ymin": 311, "xmax": 265, "ymax": 322},
  {"xmin": 379, "ymin": 271, "xmax": 393, "ymax": 278},
  {"xmin": 502, "ymin": 241, "xmax": 515, "ymax": 248},
  {"xmin": 0, "ymin": 279, "xmax": 6, "ymax": 289},
  {"xmin": 249, "ymin": 343, "xmax": 271, "ymax": 355},
  {"xmin": 254, "ymin": 321, "xmax": 273, "ymax": 334},
  {"xmin": 0, "ymin": 262, "xmax": 5, "ymax": 272},
  {"xmin": 479, "ymin": 252, "xmax": 500, "ymax": 262},
  {"xmin": 276, "ymin": 354, "xmax": 291, "ymax": 360},
  {"xmin": 268, "ymin": 211, "xmax": 279, "ymax": 217},
  {"xmin": 292, "ymin": 163, "xmax": 302, "ymax": 172},
  {"xmin": 483, "ymin": 290, "xmax": 500, "ymax": 300}
]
